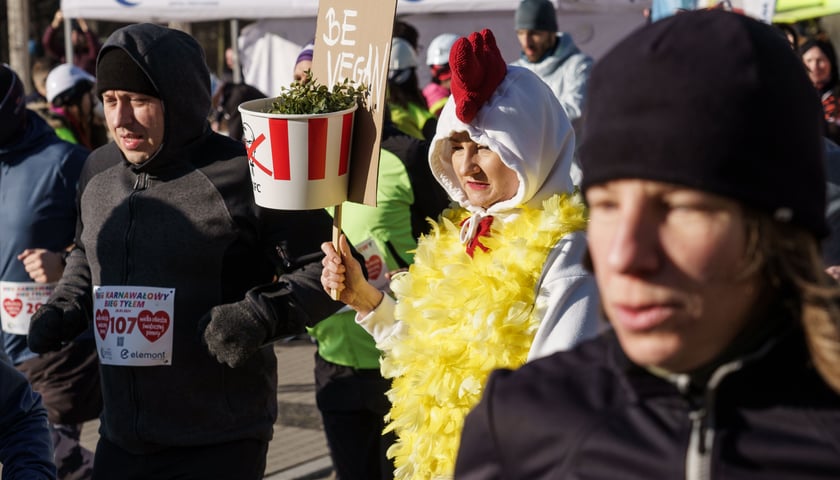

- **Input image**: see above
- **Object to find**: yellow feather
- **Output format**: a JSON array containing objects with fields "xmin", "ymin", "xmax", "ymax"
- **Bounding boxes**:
[{"xmin": 383, "ymin": 192, "xmax": 586, "ymax": 480}]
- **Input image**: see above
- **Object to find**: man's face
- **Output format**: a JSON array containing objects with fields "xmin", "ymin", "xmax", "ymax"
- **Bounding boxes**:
[
  {"xmin": 101, "ymin": 90, "xmax": 165, "ymax": 165},
  {"xmin": 516, "ymin": 29, "xmax": 556, "ymax": 63}
]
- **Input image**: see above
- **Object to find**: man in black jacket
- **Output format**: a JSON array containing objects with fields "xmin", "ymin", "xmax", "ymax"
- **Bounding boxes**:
[{"xmin": 27, "ymin": 23, "xmax": 343, "ymax": 479}]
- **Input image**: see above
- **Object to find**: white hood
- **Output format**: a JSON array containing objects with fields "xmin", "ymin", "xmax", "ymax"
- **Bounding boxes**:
[{"xmin": 428, "ymin": 65, "xmax": 576, "ymax": 217}]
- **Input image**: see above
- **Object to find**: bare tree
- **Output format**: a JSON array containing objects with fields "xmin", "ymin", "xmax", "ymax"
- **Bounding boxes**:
[{"xmin": 7, "ymin": 0, "xmax": 32, "ymax": 95}]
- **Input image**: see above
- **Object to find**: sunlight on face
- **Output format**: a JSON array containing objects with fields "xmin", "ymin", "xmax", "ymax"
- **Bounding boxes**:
[
  {"xmin": 516, "ymin": 29, "xmax": 556, "ymax": 63},
  {"xmin": 586, "ymin": 179, "xmax": 760, "ymax": 372},
  {"xmin": 102, "ymin": 90, "xmax": 165, "ymax": 165},
  {"xmin": 449, "ymin": 131, "xmax": 519, "ymax": 209}
]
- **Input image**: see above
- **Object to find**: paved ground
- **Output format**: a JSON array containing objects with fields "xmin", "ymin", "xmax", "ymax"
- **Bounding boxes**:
[{"xmin": 75, "ymin": 337, "xmax": 335, "ymax": 479}]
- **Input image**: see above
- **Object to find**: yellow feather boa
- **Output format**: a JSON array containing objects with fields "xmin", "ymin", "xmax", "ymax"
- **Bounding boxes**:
[{"xmin": 381, "ymin": 192, "xmax": 587, "ymax": 480}]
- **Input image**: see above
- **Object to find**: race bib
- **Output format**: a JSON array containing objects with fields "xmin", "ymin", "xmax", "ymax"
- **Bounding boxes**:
[
  {"xmin": 93, "ymin": 286, "xmax": 175, "ymax": 366},
  {"xmin": 0, "ymin": 281, "xmax": 55, "ymax": 335},
  {"xmin": 355, "ymin": 238, "xmax": 391, "ymax": 290}
]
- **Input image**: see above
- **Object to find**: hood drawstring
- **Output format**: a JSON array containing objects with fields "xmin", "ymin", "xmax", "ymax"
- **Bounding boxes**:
[{"xmin": 459, "ymin": 213, "xmax": 494, "ymax": 257}]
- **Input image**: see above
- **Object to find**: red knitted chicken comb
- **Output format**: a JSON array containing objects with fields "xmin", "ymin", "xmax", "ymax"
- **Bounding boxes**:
[{"xmin": 449, "ymin": 29, "xmax": 507, "ymax": 123}]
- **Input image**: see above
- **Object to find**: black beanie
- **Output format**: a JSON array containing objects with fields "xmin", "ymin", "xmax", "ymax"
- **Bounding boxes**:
[
  {"xmin": 579, "ymin": 10, "xmax": 828, "ymax": 238},
  {"xmin": 96, "ymin": 47, "xmax": 159, "ymax": 98},
  {"xmin": 0, "ymin": 64, "xmax": 26, "ymax": 145},
  {"xmin": 515, "ymin": 0, "xmax": 558, "ymax": 32}
]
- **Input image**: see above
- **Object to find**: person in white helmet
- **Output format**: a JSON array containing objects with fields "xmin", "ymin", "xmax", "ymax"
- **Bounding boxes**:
[
  {"xmin": 387, "ymin": 36, "xmax": 437, "ymax": 141},
  {"xmin": 45, "ymin": 63, "xmax": 108, "ymax": 150},
  {"xmin": 422, "ymin": 33, "xmax": 459, "ymax": 117}
]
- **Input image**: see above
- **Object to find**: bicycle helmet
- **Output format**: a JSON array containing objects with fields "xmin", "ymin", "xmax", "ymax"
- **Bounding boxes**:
[{"xmin": 46, "ymin": 63, "xmax": 95, "ymax": 107}]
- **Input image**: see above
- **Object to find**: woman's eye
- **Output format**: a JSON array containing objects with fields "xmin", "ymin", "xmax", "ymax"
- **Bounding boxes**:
[{"xmin": 589, "ymin": 200, "xmax": 617, "ymax": 213}]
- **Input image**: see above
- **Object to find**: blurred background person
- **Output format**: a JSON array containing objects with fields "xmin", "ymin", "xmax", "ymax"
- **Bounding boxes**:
[
  {"xmin": 44, "ymin": 63, "xmax": 108, "ymax": 150},
  {"xmin": 0, "ymin": 63, "xmax": 98, "ymax": 480},
  {"xmin": 801, "ymin": 37, "xmax": 840, "ymax": 145},
  {"xmin": 422, "ymin": 33, "xmax": 458, "ymax": 117},
  {"xmin": 387, "ymin": 37, "xmax": 437, "ymax": 142},
  {"xmin": 25, "ymin": 57, "xmax": 57, "ymax": 106},
  {"xmin": 210, "ymin": 81, "xmax": 266, "ymax": 143},
  {"xmin": 41, "ymin": 9, "xmax": 101, "ymax": 76},
  {"xmin": 511, "ymin": 0, "xmax": 592, "ymax": 128},
  {"xmin": 0, "ymin": 360, "xmax": 56, "ymax": 479},
  {"xmin": 293, "ymin": 41, "xmax": 314, "ymax": 83}
]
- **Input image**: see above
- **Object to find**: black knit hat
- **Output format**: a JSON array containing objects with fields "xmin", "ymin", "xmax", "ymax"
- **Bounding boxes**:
[
  {"xmin": 579, "ymin": 10, "xmax": 828, "ymax": 237},
  {"xmin": 0, "ymin": 64, "xmax": 26, "ymax": 145},
  {"xmin": 96, "ymin": 47, "xmax": 159, "ymax": 98},
  {"xmin": 515, "ymin": 0, "xmax": 558, "ymax": 32}
]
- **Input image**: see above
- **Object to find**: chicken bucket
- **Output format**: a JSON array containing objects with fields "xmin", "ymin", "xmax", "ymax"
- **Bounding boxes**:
[{"xmin": 238, "ymin": 98, "xmax": 357, "ymax": 210}]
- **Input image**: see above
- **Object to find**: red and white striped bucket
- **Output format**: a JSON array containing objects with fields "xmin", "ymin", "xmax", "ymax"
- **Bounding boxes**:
[{"xmin": 238, "ymin": 98, "xmax": 357, "ymax": 210}]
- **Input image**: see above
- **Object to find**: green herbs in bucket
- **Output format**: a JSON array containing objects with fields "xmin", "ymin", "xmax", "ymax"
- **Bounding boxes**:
[{"xmin": 268, "ymin": 71, "xmax": 368, "ymax": 115}]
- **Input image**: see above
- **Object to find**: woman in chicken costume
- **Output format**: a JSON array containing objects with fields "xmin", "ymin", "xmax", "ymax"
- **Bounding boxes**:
[{"xmin": 321, "ymin": 29, "xmax": 602, "ymax": 480}]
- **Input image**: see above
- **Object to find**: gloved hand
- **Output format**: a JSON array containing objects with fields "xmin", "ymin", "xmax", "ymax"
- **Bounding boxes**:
[
  {"xmin": 28, "ymin": 304, "xmax": 86, "ymax": 353},
  {"xmin": 199, "ymin": 300, "xmax": 271, "ymax": 368}
]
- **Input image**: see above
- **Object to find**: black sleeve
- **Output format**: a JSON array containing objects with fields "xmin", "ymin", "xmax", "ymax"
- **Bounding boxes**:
[
  {"xmin": 0, "ymin": 363, "xmax": 55, "ymax": 479},
  {"xmin": 454, "ymin": 370, "xmax": 510, "ymax": 480},
  {"xmin": 823, "ymin": 137, "xmax": 840, "ymax": 266},
  {"xmin": 245, "ymin": 207, "xmax": 366, "ymax": 339}
]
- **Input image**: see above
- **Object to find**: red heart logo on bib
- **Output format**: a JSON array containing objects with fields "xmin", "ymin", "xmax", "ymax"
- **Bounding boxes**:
[
  {"xmin": 137, "ymin": 310, "xmax": 170, "ymax": 343},
  {"xmin": 365, "ymin": 255, "xmax": 383, "ymax": 281},
  {"xmin": 3, "ymin": 298, "xmax": 22, "ymax": 317},
  {"xmin": 95, "ymin": 309, "xmax": 111, "ymax": 340}
]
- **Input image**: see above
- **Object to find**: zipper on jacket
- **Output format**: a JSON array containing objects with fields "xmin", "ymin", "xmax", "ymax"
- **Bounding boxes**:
[
  {"xmin": 682, "ymin": 359, "xmax": 746, "ymax": 480},
  {"xmin": 124, "ymin": 172, "xmax": 149, "ymax": 283},
  {"xmin": 133, "ymin": 171, "xmax": 150, "ymax": 191},
  {"xmin": 681, "ymin": 337, "xmax": 780, "ymax": 480},
  {"xmin": 686, "ymin": 407, "xmax": 711, "ymax": 480},
  {"xmin": 127, "ymin": 171, "xmax": 149, "ymax": 441}
]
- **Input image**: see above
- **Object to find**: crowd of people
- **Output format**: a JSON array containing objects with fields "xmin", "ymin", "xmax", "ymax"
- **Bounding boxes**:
[{"xmin": 2, "ymin": 1, "xmax": 840, "ymax": 479}]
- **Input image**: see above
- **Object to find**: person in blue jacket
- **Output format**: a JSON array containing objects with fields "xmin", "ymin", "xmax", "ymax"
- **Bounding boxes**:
[
  {"xmin": 0, "ymin": 359, "xmax": 56, "ymax": 479},
  {"xmin": 0, "ymin": 63, "xmax": 98, "ymax": 480}
]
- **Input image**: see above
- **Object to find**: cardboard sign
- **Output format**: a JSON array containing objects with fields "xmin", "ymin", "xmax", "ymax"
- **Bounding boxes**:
[{"xmin": 311, "ymin": 0, "xmax": 398, "ymax": 207}]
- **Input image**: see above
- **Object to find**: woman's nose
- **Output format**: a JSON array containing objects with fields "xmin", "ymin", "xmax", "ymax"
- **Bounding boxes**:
[{"xmin": 608, "ymin": 204, "xmax": 660, "ymax": 275}]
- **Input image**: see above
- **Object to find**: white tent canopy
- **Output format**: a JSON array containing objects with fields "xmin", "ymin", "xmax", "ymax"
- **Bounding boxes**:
[
  {"xmin": 61, "ymin": 0, "xmax": 646, "ymax": 97},
  {"xmin": 61, "ymin": 0, "xmax": 644, "ymax": 22}
]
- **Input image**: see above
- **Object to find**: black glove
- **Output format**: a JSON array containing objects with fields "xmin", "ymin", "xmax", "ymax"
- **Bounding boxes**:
[
  {"xmin": 199, "ymin": 300, "xmax": 271, "ymax": 368},
  {"xmin": 28, "ymin": 304, "xmax": 86, "ymax": 353}
]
